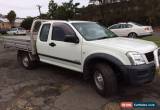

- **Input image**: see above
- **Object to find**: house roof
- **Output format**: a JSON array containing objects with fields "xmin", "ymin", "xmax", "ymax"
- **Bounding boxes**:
[{"xmin": 0, "ymin": 18, "xmax": 9, "ymax": 23}]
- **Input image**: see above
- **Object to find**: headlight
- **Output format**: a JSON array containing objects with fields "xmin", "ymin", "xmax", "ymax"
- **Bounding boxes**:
[{"xmin": 126, "ymin": 51, "xmax": 146, "ymax": 65}]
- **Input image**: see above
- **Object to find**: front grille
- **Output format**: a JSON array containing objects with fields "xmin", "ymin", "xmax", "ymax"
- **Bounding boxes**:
[{"xmin": 145, "ymin": 51, "xmax": 154, "ymax": 62}]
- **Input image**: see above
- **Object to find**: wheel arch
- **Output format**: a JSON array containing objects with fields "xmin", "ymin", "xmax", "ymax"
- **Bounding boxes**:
[
  {"xmin": 17, "ymin": 50, "xmax": 39, "ymax": 61},
  {"xmin": 83, "ymin": 53, "xmax": 125, "ymax": 79},
  {"xmin": 128, "ymin": 32, "xmax": 138, "ymax": 37}
]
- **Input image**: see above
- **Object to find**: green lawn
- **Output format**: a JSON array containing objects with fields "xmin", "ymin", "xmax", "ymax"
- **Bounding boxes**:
[{"xmin": 142, "ymin": 36, "xmax": 160, "ymax": 47}]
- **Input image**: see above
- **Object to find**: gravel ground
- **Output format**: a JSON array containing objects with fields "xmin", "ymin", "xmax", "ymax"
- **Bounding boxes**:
[{"xmin": 0, "ymin": 42, "xmax": 160, "ymax": 110}]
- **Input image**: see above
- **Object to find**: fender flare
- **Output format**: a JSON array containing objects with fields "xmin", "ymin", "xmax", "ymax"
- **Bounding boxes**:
[{"xmin": 83, "ymin": 53, "xmax": 125, "ymax": 78}]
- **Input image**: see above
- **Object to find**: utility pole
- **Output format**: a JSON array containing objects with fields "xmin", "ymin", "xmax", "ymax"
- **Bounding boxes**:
[{"xmin": 36, "ymin": 5, "xmax": 42, "ymax": 17}]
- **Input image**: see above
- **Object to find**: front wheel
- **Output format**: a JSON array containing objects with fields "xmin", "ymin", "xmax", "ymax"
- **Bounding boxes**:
[{"xmin": 92, "ymin": 63, "xmax": 118, "ymax": 97}]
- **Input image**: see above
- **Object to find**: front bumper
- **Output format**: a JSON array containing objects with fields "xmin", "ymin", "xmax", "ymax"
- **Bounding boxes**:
[
  {"xmin": 121, "ymin": 48, "xmax": 159, "ymax": 85},
  {"xmin": 139, "ymin": 31, "xmax": 153, "ymax": 36},
  {"xmin": 154, "ymin": 48, "xmax": 160, "ymax": 69},
  {"xmin": 139, "ymin": 32, "xmax": 153, "ymax": 37},
  {"xmin": 122, "ymin": 63, "xmax": 156, "ymax": 85}
]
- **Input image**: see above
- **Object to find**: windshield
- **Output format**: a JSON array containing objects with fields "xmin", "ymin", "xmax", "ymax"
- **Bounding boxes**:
[{"xmin": 72, "ymin": 22, "xmax": 118, "ymax": 41}]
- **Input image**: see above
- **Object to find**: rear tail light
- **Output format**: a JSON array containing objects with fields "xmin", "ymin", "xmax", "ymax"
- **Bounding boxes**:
[{"xmin": 145, "ymin": 27, "xmax": 150, "ymax": 31}]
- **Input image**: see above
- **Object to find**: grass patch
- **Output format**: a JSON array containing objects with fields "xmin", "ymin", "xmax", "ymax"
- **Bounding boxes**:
[{"xmin": 142, "ymin": 36, "xmax": 160, "ymax": 47}]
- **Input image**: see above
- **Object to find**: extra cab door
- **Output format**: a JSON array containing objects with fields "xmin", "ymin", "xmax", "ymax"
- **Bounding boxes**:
[{"xmin": 37, "ymin": 23, "xmax": 51, "ymax": 62}]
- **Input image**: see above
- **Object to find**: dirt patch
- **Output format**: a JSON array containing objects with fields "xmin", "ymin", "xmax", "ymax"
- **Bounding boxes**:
[
  {"xmin": 0, "ymin": 59, "xmax": 14, "ymax": 68},
  {"xmin": 6, "ymin": 82, "xmax": 71, "ymax": 110}
]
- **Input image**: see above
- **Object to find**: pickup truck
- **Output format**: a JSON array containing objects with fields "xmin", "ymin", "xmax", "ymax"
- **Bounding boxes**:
[{"xmin": 1, "ymin": 19, "xmax": 160, "ymax": 97}]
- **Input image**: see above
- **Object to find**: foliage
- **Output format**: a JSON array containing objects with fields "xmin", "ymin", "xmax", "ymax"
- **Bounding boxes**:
[
  {"xmin": 48, "ymin": 0, "xmax": 80, "ymax": 20},
  {"xmin": 21, "ymin": 17, "xmax": 34, "ymax": 30},
  {"xmin": 38, "ymin": 14, "xmax": 49, "ymax": 19},
  {"xmin": 78, "ymin": 0, "xmax": 160, "ymax": 26},
  {"xmin": 6, "ymin": 10, "xmax": 16, "ymax": 26},
  {"xmin": 48, "ymin": 0, "xmax": 58, "ymax": 19},
  {"xmin": 89, "ymin": 0, "xmax": 129, "ymax": 4}
]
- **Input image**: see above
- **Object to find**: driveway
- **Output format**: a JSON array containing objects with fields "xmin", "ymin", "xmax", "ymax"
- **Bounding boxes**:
[{"xmin": 0, "ymin": 42, "xmax": 160, "ymax": 110}]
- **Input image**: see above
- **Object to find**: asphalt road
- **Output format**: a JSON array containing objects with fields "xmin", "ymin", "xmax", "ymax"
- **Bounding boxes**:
[{"xmin": 0, "ymin": 42, "xmax": 160, "ymax": 110}]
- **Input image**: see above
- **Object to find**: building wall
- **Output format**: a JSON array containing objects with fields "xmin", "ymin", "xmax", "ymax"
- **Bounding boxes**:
[{"xmin": 0, "ymin": 22, "xmax": 11, "ymax": 30}]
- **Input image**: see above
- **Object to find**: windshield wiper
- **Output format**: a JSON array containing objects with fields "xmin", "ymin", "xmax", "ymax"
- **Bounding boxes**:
[{"xmin": 95, "ymin": 37, "xmax": 108, "ymax": 40}]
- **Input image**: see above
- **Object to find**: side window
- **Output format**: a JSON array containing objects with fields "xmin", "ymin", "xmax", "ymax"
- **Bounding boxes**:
[
  {"xmin": 121, "ymin": 24, "xmax": 133, "ymax": 28},
  {"xmin": 52, "ymin": 23, "xmax": 75, "ymax": 41},
  {"xmin": 39, "ymin": 24, "xmax": 50, "ymax": 42},
  {"xmin": 33, "ymin": 21, "xmax": 42, "ymax": 33},
  {"xmin": 127, "ymin": 24, "xmax": 133, "ymax": 28},
  {"xmin": 110, "ymin": 24, "xmax": 121, "ymax": 29},
  {"xmin": 121, "ymin": 24, "xmax": 126, "ymax": 28}
]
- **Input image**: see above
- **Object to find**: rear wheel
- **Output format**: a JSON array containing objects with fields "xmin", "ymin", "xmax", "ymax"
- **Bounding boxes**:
[
  {"xmin": 128, "ymin": 32, "xmax": 137, "ymax": 38},
  {"xmin": 92, "ymin": 63, "xmax": 118, "ymax": 97},
  {"xmin": 17, "ymin": 51, "xmax": 37, "ymax": 69}
]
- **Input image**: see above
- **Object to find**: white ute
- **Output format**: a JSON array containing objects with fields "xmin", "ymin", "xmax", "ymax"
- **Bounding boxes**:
[{"xmin": 1, "ymin": 19, "xmax": 160, "ymax": 97}]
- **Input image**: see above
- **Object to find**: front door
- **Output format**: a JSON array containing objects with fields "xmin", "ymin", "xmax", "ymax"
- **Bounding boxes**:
[
  {"xmin": 38, "ymin": 22, "xmax": 82, "ymax": 72},
  {"xmin": 109, "ymin": 24, "xmax": 122, "ymax": 36}
]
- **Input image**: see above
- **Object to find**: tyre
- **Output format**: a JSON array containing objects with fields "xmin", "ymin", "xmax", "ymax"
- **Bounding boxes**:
[
  {"xmin": 17, "ymin": 51, "xmax": 37, "ymax": 69},
  {"xmin": 128, "ymin": 32, "xmax": 137, "ymax": 38},
  {"xmin": 92, "ymin": 63, "xmax": 117, "ymax": 97}
]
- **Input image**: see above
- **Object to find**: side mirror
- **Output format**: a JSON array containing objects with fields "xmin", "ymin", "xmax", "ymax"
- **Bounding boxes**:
[{"xmin": 64, "ymin": 35, "xmax": 79, "ymax": 44}]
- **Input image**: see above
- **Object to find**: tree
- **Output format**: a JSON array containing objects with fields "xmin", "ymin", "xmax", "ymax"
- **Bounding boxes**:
[
  {"xmin": 90, "ymin": 0, "xmax": 129, "ymax": 4},
  {"xmin": 21, "ymin": 17, "xmax": 34, "ymax": 30},
  {"xmin": 40, "ymin": 14, "xmax": 49, "ymax": 19},
  {"xmin": 48, "ymin": 0, "xmax": 58, "ymax": 19},
  {"xmin": 89, "ymin": 0, "xmax": 106, "ymax": 24},
  {"xmin": 80, "ymin": 0, "xmax": 160, "ymax": 26},
  {"xmin": 6, "ymin": 10, "xmax": 16, "ymax": 27},
  {"xmin": 48, "ymin": 0, "xmax": 80, "ymax": 20}
]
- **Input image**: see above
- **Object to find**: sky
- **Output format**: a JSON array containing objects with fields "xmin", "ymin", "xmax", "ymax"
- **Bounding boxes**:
[{"xmin": 0, "ymin": 0, "xmax": 89, "ymax": 18}]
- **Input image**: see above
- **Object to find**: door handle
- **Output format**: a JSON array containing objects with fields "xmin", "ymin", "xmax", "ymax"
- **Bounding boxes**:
[{"xmin": 49, "ymin": 42, "xmax": 56, "ymax": 47}]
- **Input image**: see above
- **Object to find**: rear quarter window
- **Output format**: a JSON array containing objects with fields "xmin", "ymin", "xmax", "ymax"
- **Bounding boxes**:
[{"xmin": 39, "ymin": 24, "xmax": 50, "ymax": 42}]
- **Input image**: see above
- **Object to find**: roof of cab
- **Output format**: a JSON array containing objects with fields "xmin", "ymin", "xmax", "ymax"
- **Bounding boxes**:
[{"xmin": 43, "ymin": 20, "xmax": 95, "ymax": 24}]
